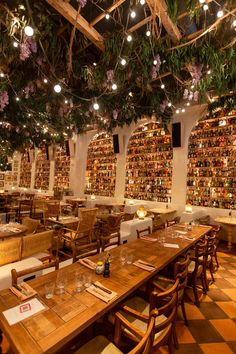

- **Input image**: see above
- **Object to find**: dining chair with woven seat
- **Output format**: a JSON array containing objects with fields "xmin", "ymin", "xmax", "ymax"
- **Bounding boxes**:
[
  {"xmin": 100, "ymin": 231, "xmax": 121, "ymax": 252},
  {"xmin": 136, "ymin": 227, "xmax": 151, "ymax": 238},
  {"xmin": 16, "ymin": 199, "xmax": 34, "ymax": 223},
  {"xmin": 203, "ymin": 233, "xmax": 219, "ymax": 290},
  {"xmin": 113, "ymin": 278, "xmax": 179, "ymax": 354},
  {"xmin": 166, "ymin": 217, "xmax": 181, "ymax": 228},
  {"xmin": 74, "ymin": 309, "xmax": 158, "ymax": 354},
  {"xmin": 151, "ymin": 254, "xmax": 190, "ymax": 328},
  {"xmin": 72, "ymin": 237, "xmax": 100, "ymax": 263},
  {"xmin": 59, "ymin": 208, "xmax": 98, "ymax": 258},
  {"xmin": 101, "ymin": 214, "xmax": 123, "ymax": 236},
  {"xmin": 187, "ymin": 240, "xmax": 208, "ymax": 307},
  {"xmin": 11, "ymin": 258, "xmax": 59, "ymax": 285}
]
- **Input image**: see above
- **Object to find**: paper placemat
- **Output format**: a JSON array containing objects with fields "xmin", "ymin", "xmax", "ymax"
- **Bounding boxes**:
[
  {"xmin": 3, "ymin": 298, "xmax": 45, "ymax": 326},
  {"xmin": 163, "ymin": 243, "xmax": 179, "ymax": 249}
]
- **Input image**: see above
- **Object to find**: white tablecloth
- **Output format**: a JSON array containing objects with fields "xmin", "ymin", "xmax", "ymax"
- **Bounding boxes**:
[
  {"xmin": 120, "ymin": 217, "xmax": 153, "ymax": 243},
  {"xmin": 124, "ymin": 204, "xmax": 147, "ymax": 214}
]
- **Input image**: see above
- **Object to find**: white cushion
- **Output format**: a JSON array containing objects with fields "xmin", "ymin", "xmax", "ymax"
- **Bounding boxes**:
[
  {"xmin": 188, "ymin": 260, "xmax": 196, "ymax": 273},
  {"xmin": 120, "ymin": 231, "xmax": 131, "ymax": 243},
  {"xmin": 29, "ymin": 251, "xmax": 50, "ymax": 260},
  {"xmin": 75, "ymin": 335, "xmax": 122, "ymax": 354},
  {"xmin": 0, "ymin": 257, "xmax": 42, "ymax": 290}
]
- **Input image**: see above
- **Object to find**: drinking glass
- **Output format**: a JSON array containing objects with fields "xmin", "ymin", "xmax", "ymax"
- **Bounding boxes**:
[
  {"xmin": 120, "ymin": 249, "xmax": 128, "ymax": 265},
  {"xmin": 56, "ymin": 272, "xmax": 67, "ymax": 294},
  {"xmin": 75, "ymin": 271, "xmax": 84, "ymax": 293},
  {"xmin": 83, "ymin": 274, "xmax": 92, "ymax": 288},
  {"xmin": 126, "ymin": 253, "xmax": 133, "ymax": 265},
  {"xmin": 45, "ymin": 281, "xmax": 55, "ymax": 299}
]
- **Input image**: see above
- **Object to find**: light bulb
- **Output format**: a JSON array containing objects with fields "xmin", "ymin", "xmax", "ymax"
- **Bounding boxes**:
[
  {"xmin": 146, "ymin": 30, "xmax": 151, "ymax": 37},
  {"xmin": 199, "ymin": 0, "xmax": 205, "ymax": 3},
  {"xmin": 191, "ymin": 85, "xmax": 194, "ymax": 89},
  {"xmin": 120, "ymin": 58, "xmax": 127, "ymax": 66},
  {"xmin": 207, "ymin": 69, "xmax": 211, "ymax": 75},
  {"xmin": 187, "ymin": 102, "xmax": 190, "ymax": 106},
  {"xmin": 93, "ymin": 62, "xmax": 97, "ymax": 66},
  {"xmin": 203, "ymin": 4, "xmax": 209, "ymax": 10},
  {"xmin": 153, "ymin": 59, "xmax": 157, "ymax": 65},
  {"xmin": 16, "ymin": 97, "xmax": 20, "ymax": 101},
  {"xmin": 217, "ymin": 10, "xmax": 224, "ymax": 18},
  {"xmin": 105, "ymin": 13, "xmax": 110, "ymax": 20},
  {"xmin": 0, "ymin": 73, "xmax": 4, "ymax": 78},
  {"xmin": 161, "ymin": 84, "xmax": 165, "ymax": 89},
  {"xmin": 182, "ymin": 108, "xmax": 185, "ymax": 113},
  {"xmin": 233, "ymin": 19, "xmax": 236, "ymax": 27},
  {"xmin": 24, "ymin": 25, "xmax": 34, "ymax": 37},
  {"xmin": 140, "ymin": 0, "xmax": 145, "ymax": 4},
  {"xmin": 28, "ymin": 113, "xmax": 31, "ymax": 117},
  {"xmin": 130, "ymin": 11, "xmax": 136, "ymax": 18},
  {"xmin": 112, "ymin": 83, "xmax": 117, "ymax": 90},
  {"xmin": 127, "ymin": 34, "xmax": 132, "ymax": 42},
  {"xmin": 129, "ymin": 91, "xmax": 133, "ymax": 97},
  {"xmin": 64, "ymin": 99, "xmax": 68, "ymax": 104},
  {"xmin": 54, "ymin": 84, "xmax": 62, "ymax": 93},
  {"xmin": 93, "ymin": 102, "xmax": 99, "ymax": 110},
  {"xmin": 43, "ymin": 78, "xmax": 48, "ymax": 83},
  {"xmin": 176, "ymin": 109, "xmax": 180, "ymax": 114},
  {"xmin": 168, "ymin": 102, "xmax": 172, "ymax": 107},
  {"xmin": 13, "ymin": 41, "xmax": 18, "ymax": 47}
]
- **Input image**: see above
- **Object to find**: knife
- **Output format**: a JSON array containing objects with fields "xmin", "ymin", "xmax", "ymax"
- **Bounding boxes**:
[
  {"xmin": 12, "ymin": 284, "xmax": 29, "ymax": 296},
  {"xmin": 137, "ymin": 260, "xmax": 156, "ymax": 269},
  {"xmin": 92, "ymin": 283, "xmax": 112, "ymax": 294}
]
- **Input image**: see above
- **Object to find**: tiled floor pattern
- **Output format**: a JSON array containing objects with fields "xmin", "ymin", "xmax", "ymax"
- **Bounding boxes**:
[
  {"xmin": 1, "ymin": 251, "xmax": 236, "ymax": 353},
  {"xmin": 156, "ymin": 250, "xmax": 236, "ymax": 354}
]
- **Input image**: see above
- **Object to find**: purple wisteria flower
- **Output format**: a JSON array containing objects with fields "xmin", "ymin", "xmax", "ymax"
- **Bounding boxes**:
[
  {"xmin": 193, "ymin": 91, "xmax": 199, "ymax": 102},
  {"xmin": 112, "ymin": 109, "xmax": 118, "ymax": 120},
  {"xmin": 154, "ymin": 54, "xmax": 161, "ymax": 72},
  {"xmin": 20, "ymin": 37, "xmax": 37, "ymax": 61},
  {"xmin": 106, "ymin": 69, "xmax": 114, "ymax": 82},
  {"xmin": 190, "ymin": 63, "xmax": 203, "ymax": 85},
  {"xmin": 24, "ymin": 81, "xmax": 35, "ymax": 99},
  {"xmin": 0, "ymin": 91, "xmax": 9, "ymax": 112},
  {"xmin": 77, "ymin": 0, "xmax": 87, "ymax": 7},
  {"xmin": 151, "ymin": 66, "xmax": 158, "ymax": 80},
  {"xmin": 160, "ymin": 100, "xmax": 168, "ymax": 113},
  {"xmin": 183, "ymin": 89, "xmax": 189, "ymax": 99}
]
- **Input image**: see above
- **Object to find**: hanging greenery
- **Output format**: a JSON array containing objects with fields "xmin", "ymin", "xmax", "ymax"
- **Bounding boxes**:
[{"xmin": 0, "ymin": 0, "xmax": 235, "ymax": 155}]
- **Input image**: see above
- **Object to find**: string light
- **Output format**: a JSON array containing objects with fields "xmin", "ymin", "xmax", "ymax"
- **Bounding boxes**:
[
  {"xmin": 120, "ymin": 58, "xmax": 127, "ymax": 66},
  {"xmin": 203, "ymin": 4, "xmax": 209, "ymax": 10},
  {"xmin": 233, "ymin": 19, "xmax": 236, "ymax": 27},
  {"xmin": 53, "ymin": 84, "xmax": 62, "ymax": 93},
  {"xmin": 146, "ymin": 30, "xmax": 151, "ymax": 37},
  {"xmin": 186, "ymin": 102, "xmax": 190, "ymax": 106},
  {"xmin": 15, "ymin": 97, "xmax": 20, "ymax": 101},
  {"xmin": 199, "ymin": 0, "xmax": 205, "ymax": 3},
  {"xmin": 161, "ymin": 84, "xmax": 165, "ymax": 89},
  {"xmin": 112, "ymin": 83, "xmax": 117, "ymax": 90},
  {"xmin": 43, "ymin": 78, "xmax": 48, "ymax": 83},
  {"xmin": 64, "ymin": 99, "xmax": 68, "ymax": 104},
  {"xmin": 207, "ymin": 69, "xmax": 211, "ymax": 75},
  {"xmin": 176, "ymin": 109, "xmax": 180, "ymax": 114},
  {"xmin": 140, "ymin": 0, "xmax": 145, "ymax": 4},
  {"xmin": 13, "ymin": 41, "xmax": 19, "ymax": 47},
  {"xmin": 129, "ymin": 92, "xmax": 133, "ymax": 97},
  {"xmin": 24, "ymin": 25, "xmax": 34, "ymax": 37},
  {"xmin": 0, "ymin": 73, "xmax": 4, "ymax": 78},
  {"xmin": 217, "ymin": 9, "xmax": 224, "ymax": 18},
  {"xmin": 93, "ymin": 101, "xmax": 99, "ymax": 110},
  {"xmin": 105, "ymin": 13, "xmax": 110, "ymax": 20},
  {"xmin": 153, "ymin": 59, "xmax": 157, "ymax": 65},
  {"xmin": 130, "ymin": 10, "xmax": 136, "ymax": 19},
  {"xmin": 182, "ymin": 108, "xmax": 185, "ymax": 113},
  {"xmin": 93, "ymin": 62, "xmax": 97, "ymax": 66},
  {"xmin": 168, "ymin": 102, "xmax": 172, "ymax": 107},
  {"xmin": 127, "ymin": 34, "xmax": 132, "ymax": 42}
]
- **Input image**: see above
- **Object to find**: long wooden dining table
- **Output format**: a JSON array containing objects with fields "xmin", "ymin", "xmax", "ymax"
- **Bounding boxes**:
[{"xmin": 0, "ymin": 224, "xmax": 211, "ymax": 354}]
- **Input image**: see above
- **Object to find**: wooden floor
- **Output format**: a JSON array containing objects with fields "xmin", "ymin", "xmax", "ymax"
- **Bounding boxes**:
[{"xmin": 2, "ymin": 245, "xmax": 236, "ymax": 354}]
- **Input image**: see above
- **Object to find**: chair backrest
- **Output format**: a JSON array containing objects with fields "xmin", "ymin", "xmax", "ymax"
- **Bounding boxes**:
[
  {"xmin": 18, "ymin": 199, "xmax": 34, "ymax": 218},
  {"xmin": 45, "ymin": 201, "xmax": 60, "ymax": 218},
  {"xmin": 11, "ymin": 258, "xmax": 59, "ymax": 285},
  {"xmin": 174, "ymin": 254, "xmax": 190, "ymax": 300},
  {"xmin": 114, "ymin": 309, "xmax": 158, "ymax": 354},
  {"xmin": 122, "ymin": 213, "xmax": 135, "ymax": 221},
  {"xmin": 72, "ymin": 238, "xmax": 100, "ymax": 263},
  {"xmin": 22, "ymin": 217, "xmax": 41, "ymax": 235},
  {"xmin": 167, "ymin": 216, "xmax": 181, "ymax": 227},
  {"xmin": 136, "ymin": 227, "xmax": 151, "ymax": 238},
  {"xmin": 102, "ymin": 214, "xmax": 123, "ymax": 236},
  {"xmin": 150, "ymin": 277, "xmax": 179, "ymax": 344},
  {"xmin": 21, "ymin": 230, "xmax": 54, "ymax": 259},
  {"xmin": 77, "ymin": 208, "xmax": 98, "ymax": 234},
  {"xmin": 0, "ymin": 238, "xmax": 21, "ymax": 266},
  {"xmin": 100, "ymin": 231, "xmax": 121, "ymax": 252},
  {"xmin": 191, "ymin": 240, "xmax": 208, "ymax": 273}
]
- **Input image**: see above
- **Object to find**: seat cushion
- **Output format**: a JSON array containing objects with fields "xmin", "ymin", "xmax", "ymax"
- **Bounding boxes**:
[
  {"xmin": 188, "ymin": 260, "xmax": 196, "ymax": 273},
  {"xmin": 75, "ymin": 335, "xmax": 122, "ymax": 354}
]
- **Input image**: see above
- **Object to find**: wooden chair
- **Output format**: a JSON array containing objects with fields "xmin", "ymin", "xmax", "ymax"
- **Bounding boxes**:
[
  {"xmin": 16, "ymin": 199, "xmax": 34, "ymax": 222},
  {"xmin": 101, "ymin": 214, "xmax": 123, "ymax": 236},
  {"xmin": 11, "ymin": 258, "xmax": 59, "ymax": 285},
  {"xmin": 32, "ymin": 199, "xmax": 46, "ymax": 220},
  {"xmin": 166, "ymin": 216, "xmax": 181, "ymax": 227},
  {"xmin": 44, "ymin": 200, "xmax": 61, "ymax": 221},
  {"xmin": 116, "ymin": 278, "xmax": 179, "ymax": 353},
  {"xmin": 59, "ymin": 208, "xmax": 98, "ymax": 258},
  {"xmin": 204, "ymin": 233, "xmax": 218, "ymax": 290},
  {"xmin": 72, "ymin": 238, "xmax": 100, "ymax": 263},
  {"xmin": 0, "ymin": 238, "xmax": 21, "ymax": 266},
  {"xmin": 152, "ymin": 215, "xmax": 165, "ymax": 232},
  {"xmin": 136, "ymin": 227, "xmax": 151, "ymax": 238},
  {"xmin": 122, "ymin": 213, "xmax": 135, "ymax": 221},
  {"xmin": 151, "ymin": 254, "xmax": 190, "ymax": 329},
  {"xmin": 74, "ymin": 309, "xmax": 158, "ymax": 354},
  {"xmin": 22, "ymin": 217, "xmax": 41, "ymax": 235},
  {"xmin": 187, "ymin": 240, "xmax": 208, "ymax": 307},
  {"xmin": 100, "ymin": 231, "xmax": 121, "ymax": 252}
]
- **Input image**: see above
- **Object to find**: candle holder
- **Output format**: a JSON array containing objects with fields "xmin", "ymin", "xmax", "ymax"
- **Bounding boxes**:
[{"xmin": 137, "ymin": 206, "xmax": 147, "ymax": 220}]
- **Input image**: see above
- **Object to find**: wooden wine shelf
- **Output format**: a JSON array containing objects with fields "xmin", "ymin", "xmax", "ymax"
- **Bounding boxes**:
[
  {"xmin": 186, "ymin": 113, "xmax": 236, "ymax": 209},
  {"xmin": 125, "ymin": 122, "xmax": 173, "ymax": 202},
  {"xmin": 34, "ymin": 147, "xmax": 50, "ymax": 190},
  {"xmin": 19, "ymin": 152, "xmax": 31, "ymax": 188},
  {"xmin": 54, "ymin": 146, "xmax": 70, "ymax": 190}
]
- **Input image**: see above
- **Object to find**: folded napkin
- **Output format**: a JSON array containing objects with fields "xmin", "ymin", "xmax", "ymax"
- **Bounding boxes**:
[
  {"xmin": 176, "ymin": 230, "xmax": 187, "ymax": 235},
  {"xmin": 78, "ymin": 258, "xmax": 96, "ymax": 270},
  {"xmin": 9, "ymin": 282, "xmax": 37, "ymax": 301},
  {"xmin": 140, "ymin": 236, "xmax": 158, "ymax": 242},
  {"xmin": 133, "ymin": 259, "xmax": 157, "ymax": 272},
  {"xmin": 86, "ymin": 281, "xmax": 117, "ymax": 303},
  {"xmin": 178, "ymin": 235, "xmax": 196, "ymax": 241},
  {"xmin": 163, "ymin": 243, "xmax": 179, "ymax": 249}
]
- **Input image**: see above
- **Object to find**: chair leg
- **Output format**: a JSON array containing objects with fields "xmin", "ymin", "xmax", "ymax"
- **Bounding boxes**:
[
  {"xmin": 201, "ymin": 272, "xmax": 207, "ymax": 295},
  {"xmin": 192, "ymin": 279, "xmax": 200, "ymax": 307},
  {"xmin": 181, "ymin": 298, "xmax": 189, "ymax": 326},
  {"xmin": 209, "ymin": 261, "xmax": 215, "ymax": 283},
  {"xmin": 214, "ymin": 252, "xmax": 219, "ymax": 268},
  {"xmin": 172, "ymin": 324, "xmax": 179, "ymax": 349},
  {"xmin": 167, "ymin": 332, "xmax": 174, "ymax": 354}
]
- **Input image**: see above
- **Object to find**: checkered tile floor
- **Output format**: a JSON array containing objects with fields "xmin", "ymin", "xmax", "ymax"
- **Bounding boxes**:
[
  {"xmin": 2, "ymin": 250, "xmax": 236, "ymax": 354},
  {"xmin": 157, "ymin": 250, "xmax": 236, "ymax": 354}
]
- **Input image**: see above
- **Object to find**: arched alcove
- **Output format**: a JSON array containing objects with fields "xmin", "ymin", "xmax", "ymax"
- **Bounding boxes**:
[
  {"xmin": 186, "ymin": 114, "xmax": 236, "ymax": 209},
  {"xmin": 84, "ymin": 132, "xmax": 117, "ymax": 197},
  {"xmin": 125, "ymin": 121, "xmax": 173, "ymax": 202}
]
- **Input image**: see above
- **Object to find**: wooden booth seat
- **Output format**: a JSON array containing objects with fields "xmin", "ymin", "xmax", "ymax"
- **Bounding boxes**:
[{"xmin": 21, "ymin": 230, "xmax": 54, "ymax": 261}]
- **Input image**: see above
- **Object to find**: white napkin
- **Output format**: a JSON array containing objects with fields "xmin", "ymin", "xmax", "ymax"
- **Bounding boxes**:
[
  {"xmin": 163, "ymin": 243, "xmax": 179, "ymax": 249},
  {"xmin": 3, "ymin": 298, "xmax": 45, "ymax": 326},
  {"xmin": 86, "ymin": 281, "xmax": 117, "ymax": 303},
  {"xmin": 140, "ymin": 236, "xmax": 158, "ymax": 242}
]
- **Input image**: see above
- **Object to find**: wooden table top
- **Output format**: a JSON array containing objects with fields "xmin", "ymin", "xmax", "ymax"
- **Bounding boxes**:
[
  {"xmin": 0, "ymin": 223, "xmax": 28, "ymax": 239},
  {"xmin": 149, "ymin": 208, "xmax": 177, "ymax": 215},
  {"xmin": 215, "ymin": 216, "xmax": 236, "ymax": 226},
  {"xmin": 0, "ymin": 225, "xmax": 211, "ymax": 354},
  {"xmin": 47, "ymin": 216, "xmax": 79, "ymax": 228}
]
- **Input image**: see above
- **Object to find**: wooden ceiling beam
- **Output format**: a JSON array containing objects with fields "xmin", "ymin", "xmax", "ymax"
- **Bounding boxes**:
[
  {"xmin": 46, "ymin": 0, "xmax": 105, "ymax": 51},
  {"xmin": 128, "ymin": 16, "xmax": 152, "ymax": 33},
  {"xmin": 147, "ymin": 0, "xmax": 182, "ymax": 43},
  {"xmin": 90, "ymin": 0, "xmax": 127, "ymax": 27}
]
